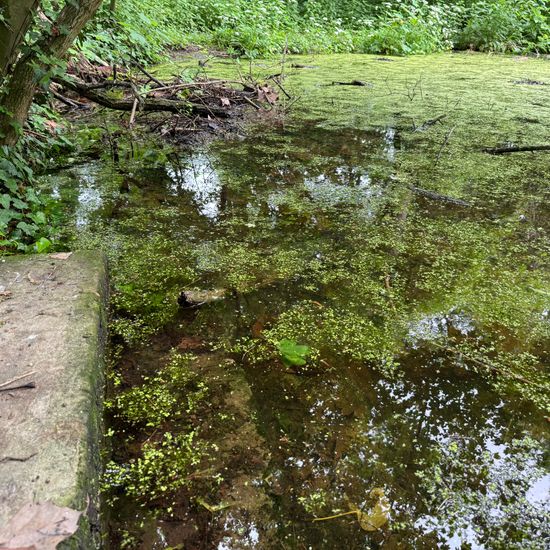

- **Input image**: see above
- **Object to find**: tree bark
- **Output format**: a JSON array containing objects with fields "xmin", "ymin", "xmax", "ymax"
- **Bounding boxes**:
[
  {"xmin": 0, "ymin": 0, "xmax": 103, "ymax": 146},
  {"xmin": 0, "ymin": 0, "xmax": 40, "ymax": 77}
]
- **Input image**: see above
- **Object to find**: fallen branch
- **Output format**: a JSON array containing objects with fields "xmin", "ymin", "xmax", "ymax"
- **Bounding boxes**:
[
  {"xmin": 331, "ymin": 80, "xmax": 370, "ymax": 87},
  {"xmin": 483, "ymin": 144, "xmax": 550, "ymax": 154},
  {"xmin": 415, "ymin": 114, "xmax": 446, "ymax": 132},
  {"xmin": 50, "ymin": 88, "xmax": 88, "ymax": 109},
  {"xmin": 0, "ymin": 382, "xmax": 36, "ymax": 392},
  {"xmin": 408, "ymin": 184, "xmax": 471, "ymax": 207},
  {"xmin": 52, "ymin": 76, "xmax": 231, "ymax": 118},
  {"xmin": 0, "ymin": 370, "xmax": 36, "ymax": 389}
]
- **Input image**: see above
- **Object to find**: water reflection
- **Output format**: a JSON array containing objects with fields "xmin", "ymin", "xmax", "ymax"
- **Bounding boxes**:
[
  {"xmin": 167, "ymin": 154, "xmax": 222, "ymax": 220},
  {"xmin": 46, "ymin": 120, "xmax": 549, "ymax": 549}
]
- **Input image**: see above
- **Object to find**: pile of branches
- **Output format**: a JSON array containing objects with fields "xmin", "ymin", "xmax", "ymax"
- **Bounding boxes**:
[{"xmin": 50, "ymin": 59, "xmax": 283, "ymax": 139}]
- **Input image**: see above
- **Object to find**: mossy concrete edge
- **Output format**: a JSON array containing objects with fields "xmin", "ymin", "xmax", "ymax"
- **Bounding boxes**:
[
  {"xmin": 0, "ymin": 251, "xmax": 108, "ymax": 548},
  {"xmin": 59, "ymin": 251, "xmax": 108, "ymax": 549}
]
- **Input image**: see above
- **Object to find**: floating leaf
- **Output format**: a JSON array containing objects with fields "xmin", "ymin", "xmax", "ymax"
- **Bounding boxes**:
[
  {"xmin": 277, "ymin": 339, "xmax": 310, "ymax": 367},
  {"xmin": 312, "ymin": 487, "xmax": 390, "ymax": 532},
  {"xmin": 357, "ymin": 488, "xmax": 390, "ymax": 531},
  {"xmin": 196, "ymin": 497, "xmax": 232, "ymax": 513}
]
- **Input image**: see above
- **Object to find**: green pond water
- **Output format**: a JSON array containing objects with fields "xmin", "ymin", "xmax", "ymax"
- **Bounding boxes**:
[{"xmin": 46, "ymin": 53, "xmax": 549, "ymax": 548}]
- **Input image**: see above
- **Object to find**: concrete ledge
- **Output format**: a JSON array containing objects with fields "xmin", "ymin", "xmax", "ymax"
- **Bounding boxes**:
[{"xmin": 0, "ymin": 251, "xmax": 108, "ymax": 548}]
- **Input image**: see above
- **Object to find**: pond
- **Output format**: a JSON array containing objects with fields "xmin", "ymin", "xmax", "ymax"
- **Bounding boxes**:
[{"xmin": 45, "ymin": 53, "xmax": 550, "ymax": 549}]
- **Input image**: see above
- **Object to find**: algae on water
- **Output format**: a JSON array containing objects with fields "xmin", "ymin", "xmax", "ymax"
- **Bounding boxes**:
[{"xmin": 47, "ymin": 52, "xmax": 550, "ymax": 548}]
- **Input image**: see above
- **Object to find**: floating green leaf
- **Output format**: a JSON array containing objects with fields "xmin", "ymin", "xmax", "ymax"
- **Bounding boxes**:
[{"xmin": 277, "ymin": 339, "xmax": 310, "ymax": 367}]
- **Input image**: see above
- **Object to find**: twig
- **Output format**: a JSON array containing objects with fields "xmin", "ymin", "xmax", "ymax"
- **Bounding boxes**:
[
  {"xmin": 132, "ymin": 61, "xmax": 165, "ymax": 88},
  {"xmin": 0, "ymin": 453, "xmax": 37, "ymax": 464},
  {"xmin": 408, "ymin": 185, "xmax": 470, "ymax": 207},
  {"xmin": 434, "ymin": 124, "xmax": 456, "ymax": 165},
  {"xmin": 129, "ymin": 97, "xmax": 138, "ymax": 126},
  {"xmin": 313, "ymin": 510, "xmax": 357, "ymax": 522},
  {"xmin": 0, "ymin": 370, "xmax": 36, "ymax": 389},
  {"xmin": 415, "ymin": 114, "xmax": 446, "ymax": 132},
  {"xmin": 0, "ymin": 382, "xmax": 36, "ymax": 392},
  {"xmin": 269, "ymin": 76, "xmax": 292, "ymax": 99},
  {"xmin": 243, "ymin": 96, "xmax": 263, "ymax": 110}
]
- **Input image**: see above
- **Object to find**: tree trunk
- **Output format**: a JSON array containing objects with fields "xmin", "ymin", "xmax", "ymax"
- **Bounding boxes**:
[
  {"xmin": 0, "ymin": 0, "xmax": 40, "ymax": 77},
  {"xmin": 0, "ymin": 0, "xmax": 103, "ymax": 146}
]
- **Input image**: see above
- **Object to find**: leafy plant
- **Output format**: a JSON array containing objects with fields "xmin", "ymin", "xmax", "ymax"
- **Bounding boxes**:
[{"xmin": 0, "ymin": 102, "xmax": 68, "ymax": 254}]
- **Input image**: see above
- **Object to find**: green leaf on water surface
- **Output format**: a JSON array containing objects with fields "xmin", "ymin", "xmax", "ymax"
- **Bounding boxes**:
[
  {"xmin": 313, "ymin": 487, "xmax": 390, "ymax": 532},
  {"xmin": 277, "ymin": 339, "xmax": 310, "ymax": 367},
  {"xmin": 196, "ymin": 497, "xmax": 232, "ymax": 513}
]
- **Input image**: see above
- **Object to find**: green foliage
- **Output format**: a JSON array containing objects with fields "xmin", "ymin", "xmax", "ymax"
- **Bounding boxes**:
[
  {"xmin": 456, "ymin": 0, "xmax": 550, "ymax": 53},
  {"xmin": 353, "ymin": 1, "xmax": 461, "ymax": 55},
  {"xmin": 108, "ymin": 352, "xmax": 208, "ymax": 428},
  {"xmin": 104, "ymin": 431, "xmax": 205, "ymax": 502},
  {"xmin": 0, "ymin": 104, "xmax": 68, "ymax": 254},
  {"xmin": 277, "ymin": 339, "xmax": 311, "ymax": 367},
  {"xmin": 78, "ymin": 0, "xmax": 550, "ymax": 62}
]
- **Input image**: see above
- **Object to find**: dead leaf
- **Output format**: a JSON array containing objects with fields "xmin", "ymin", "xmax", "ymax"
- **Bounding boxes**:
[
  {"xmin": 257, "ymin": 85, "xmax": 279, "ymax": 105},
  {"xmin": 358, "ymin": 488, "xmax": 390, "ymax": 532},
  {"xmin": 26, "ymin": 273, "xmax": 39, "ymax": 285},
  {"xmin": 176, "ymin": 336, "xmax": 204, "ymax": 350},
  {"xmin": 220, "ymin": 97, "xmax": 231, "ymax": 107},
  {"xmin": 44, "ymin": 120, "xmax": 60, "ymax": 134},
  {"xmin": 313, "ymin": 487, "xmax": 390, "ymax": 532},
  {"xmin": 0, "ymin": 290, "xmax": 12, "ymax": 299},
  {"xmin": 50, "ymin": 252, "xmax": 72, "ymax": 260},
  {"xmin": 0, "ymin": 502, "xmax": 81, "ymax": 549}
]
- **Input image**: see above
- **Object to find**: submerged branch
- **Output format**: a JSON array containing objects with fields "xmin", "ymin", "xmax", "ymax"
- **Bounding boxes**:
[
  {"xmin": 484, "ymin": 144, "xmax": 550, "ymax": 154},
  {"xmin": 414, "ymin": 114, "xmax": 446, "ymax": 132},
  {"xmin": 407, "ymin": 185, "xmax": 471, "ymax": 207}
]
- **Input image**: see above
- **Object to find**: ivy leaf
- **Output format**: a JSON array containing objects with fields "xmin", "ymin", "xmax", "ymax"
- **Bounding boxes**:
[
  {"xmin": 0, "ymin": 208, "xmax": 22, "ymax": 227},
  {"xmin": 11, "ymin": 197, "xmax": 28, "ymax": 210}
]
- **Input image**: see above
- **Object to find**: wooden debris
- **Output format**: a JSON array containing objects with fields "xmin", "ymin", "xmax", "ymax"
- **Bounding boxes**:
[
  {"xmin": 331, "ymin": 80, "xmax": 371, "ymax": 87},
  {"xmin": 408, "ymin": 185, "xmax": 471, "ymax": 207},
  {"xmin": 415, "ymin": 114, "xmax": 446, "ymax": 132},
  {"xmin": 483, "ymin": 144, "xmax": 550, "ymax": 154}
]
